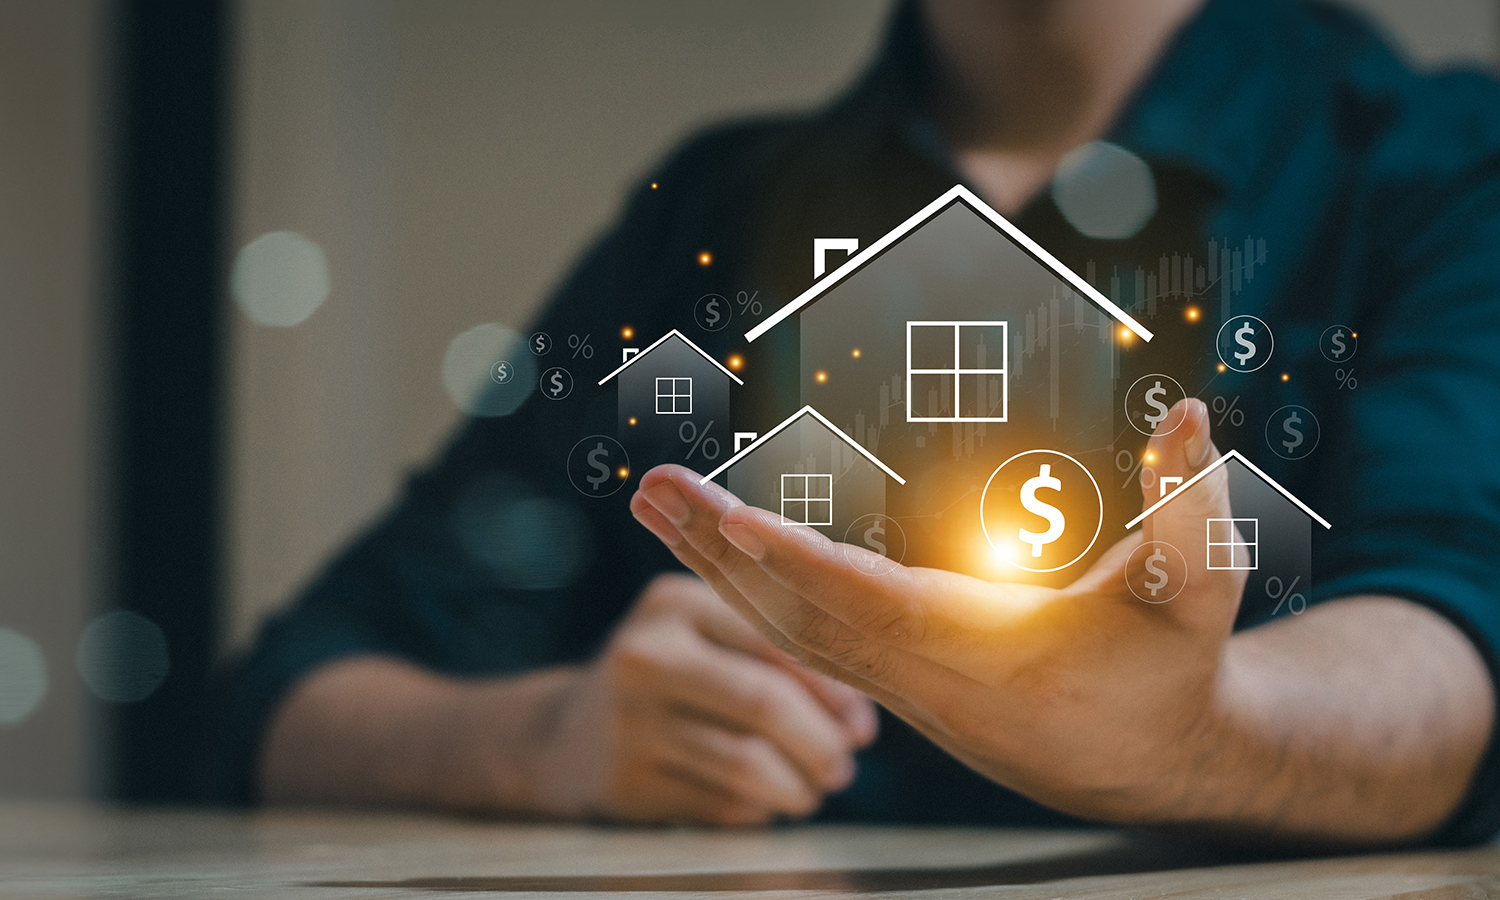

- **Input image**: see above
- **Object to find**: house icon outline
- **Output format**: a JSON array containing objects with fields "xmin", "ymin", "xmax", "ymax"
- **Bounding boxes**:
[
  {"xmin": 1125, "ymin": 449, "xmax": 1331, "ymax": 531},
  {"xmin": 744, "ymin": 183, "xmax": 1154, "ymax": 346},
  {"xmin": 598, "ymin": 328, "xmax": 744, "ymax": 388}
]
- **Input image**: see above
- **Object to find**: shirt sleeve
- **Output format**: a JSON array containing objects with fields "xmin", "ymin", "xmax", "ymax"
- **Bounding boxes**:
[
  {"xmin": 205, "ymin": 175, "xmax": 694, "ymax": 805},
  {"xmin": 1311, "ymin": 87, "xmax": 1500, "ymax": 844}
]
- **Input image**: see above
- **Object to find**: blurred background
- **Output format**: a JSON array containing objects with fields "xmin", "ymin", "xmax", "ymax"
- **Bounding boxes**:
[{"xmin": 1, "ymin": 0, "xmax": 1495, "ymax": 803}]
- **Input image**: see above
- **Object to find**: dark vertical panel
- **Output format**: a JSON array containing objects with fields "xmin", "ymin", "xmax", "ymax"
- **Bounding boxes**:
[{"xmin": 109, "ymin": 0, "xmax": 227, "ymax": 801}]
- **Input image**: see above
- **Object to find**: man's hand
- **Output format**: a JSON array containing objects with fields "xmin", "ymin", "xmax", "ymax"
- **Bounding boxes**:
[
  {"xmin": 533, "ymin": 573, "xmax": 877, "ymax": 825},
  {"xmin": 630, "ymin": 400, "xmax": 1493, "ymax": 843}
]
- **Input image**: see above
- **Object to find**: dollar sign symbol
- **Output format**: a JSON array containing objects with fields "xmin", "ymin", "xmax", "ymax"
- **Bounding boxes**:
[
  {"xmin": 705, "ymin": 297, "xmax": 721, "ymax": 328},
  {"xmin": 1330, "ymin": 329, "xmax": 1347, "ymax": 358},
  {"xmin": 1281, "ymin": 411, "xmax": 1304, "ymax": 453},
  {"xmin": 1143, "ymin": 549, "xmax": 1169, "ymax": 597},
  {"xmin": 1142, "ymin": 380, "xmax": 1170, "ymax": 430},
  {"xmin": 864, "ymin": 519, "xmax": 887, "ymax": 557},
  {"xmin": 1233, "ymin": 322, "xmax": 1257, "ymax": 365},
  {"xmin": 585, "ymin": 442, "xmax": 610, "ymax": 491},
  {"xmin": 549, "ymin": 371, "xmax": 565, "ymax": 396},
  {"xmin": 1018, "ymin": 464, "xmax": 1065, "ymax": 558}
]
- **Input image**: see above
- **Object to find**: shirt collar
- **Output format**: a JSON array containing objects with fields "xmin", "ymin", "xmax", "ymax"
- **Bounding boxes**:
[{"xmin": 835, "ymin": 0, "xmax": 1300, "ymax": 207}]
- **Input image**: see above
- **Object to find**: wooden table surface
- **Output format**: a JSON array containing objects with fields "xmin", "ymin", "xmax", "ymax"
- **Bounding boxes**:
[{"xmin": 3, "ymin": 802, "xmax": 1499, "ymax": 899}]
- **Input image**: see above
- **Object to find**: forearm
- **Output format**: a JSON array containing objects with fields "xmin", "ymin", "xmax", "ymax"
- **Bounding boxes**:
[
  {"xmin": 258, "ymin": 656, "xmax": 580, "ymax": 813},
  {"xmin": 1166, "ymin": 595, "xmax": 1494, "ymax": 845}
]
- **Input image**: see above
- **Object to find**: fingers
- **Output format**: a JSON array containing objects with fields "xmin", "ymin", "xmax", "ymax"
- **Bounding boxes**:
[
  {"xmin": 638, "ymin": 625, "xmax": 860, "ymax": 793},
  {"xmin": 608, "ymin": 761, "xmax": 778, "ymax": 827},
  {"xmin": 650, "ymin": 717, "xmax": 823, "ymax": 819}
]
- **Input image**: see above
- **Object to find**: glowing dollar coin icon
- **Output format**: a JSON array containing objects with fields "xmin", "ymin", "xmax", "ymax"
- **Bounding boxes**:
[
  {"xmin": 529, "ymin": 331, "xmax": 552, "ymax": 356},
  {"xmin": 566, "ymin": 435, "xmax": 629, "ymax": 497},
  {"xmin": 693, "ymin": 293, "xmax": 732, "ymax": 332},
  {"xmin": 1319, "ymin": 324, "xmax": 1358, "ymax": 362},
  {"xmin": 1126, "ymin": 540, "xmax": 1187, "ymax": 603},
  {"xmin": 1265, "ymin": 405, "xmax": 1319, "ymax": 460},
  {"xmin": 1124, "ymin": 374, "xmax": 1185, "ymax": 436},
  {"xmin": 490, "ymin": 360, "xmax": 513, "ymax": 384},
  {"xmin": 1217, "ymin": 314, "xmax": 1273, "ymax": 373},
  {"xmin": 842, "ymin": 513, "xmax": 907, "ymax": 576},
  {"xmin": 540, "ymin": 366, "xmax": 573, "ymax": 400},
  {"xmin": 981, "ymin": 450, "xmax": 1102, "ymax": 573}
]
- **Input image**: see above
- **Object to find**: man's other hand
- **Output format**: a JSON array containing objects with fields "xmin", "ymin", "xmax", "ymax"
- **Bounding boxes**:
[{"xmin": 534, "ymin": 573, "xmax": 877, "ymax": 825}]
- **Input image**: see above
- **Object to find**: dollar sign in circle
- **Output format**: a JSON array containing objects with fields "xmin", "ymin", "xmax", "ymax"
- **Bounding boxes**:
[
  {"xmin": 981, "ymin": 450, "xmax": 1102, "ymax": 573},
  {"xmin": 1265, "ymin": 405, "xmax": 1319, "ymax": 460},
  {"xmin": 529, "ymin": 331, "xmax": 551, "ymax": 355},
  {"xmin": 1319, "ymin": 324, "xmax": 1358, "ymax": 362},
  {"xmin": 540, "ymin": 366, "xmax": 573, "ymax": 400},
  {"xmin": 1143, "ymin": 550, "xmax": 1169, "ymax": 597},
  {"xmin": 566, "ymin": 435, "xmax": 628, "ymax": 497},
  {"xmin": 490, "ymin": 360, "xmax": 513, "ymax": 384},
  {"xmin": 1018, "ymin": 464, "xmax": 1065, "ymax": 557},
  {"xmin": 1217, "ymin": 315, "xmax": 1274, "ymax": 372},
  {"xmin": 1127, "ymin": 540, "xmax": 1186, "ymax": 603},
  {"xmin": 694, "ymin": 293, "xmax": 731, "ymax": 332},
  {"xmin": 585, "ymin": 443, "xmax": 610, "ymax": 490},
  {"xmin": 842, "ymin": 514, "xmax": 906, "ymax": 575},
  {"xmin": 1125, "ymin": 373, "xmax": 1185, "ymax": 436},
  {"xmin": 1281, "ymin": 411, "xmax": 1304, "ymax": 453}
]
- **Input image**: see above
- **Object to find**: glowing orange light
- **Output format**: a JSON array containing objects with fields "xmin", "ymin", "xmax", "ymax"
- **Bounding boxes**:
[
  {"xmin": 621, "ymin": 326, "xmax": 634, "ymax": 340},
  {"xmin": 1281, "ymin": 373, "xmax": 1289, "ymax": 381},
  {"xmin": 1117, "ymin": 325, "xmax": 1134, "ymax": 343},
  {"xmin": 815, "ymin": 370, "xmax": 828, "ymax": 383},
  {"xmin": 1351, "ymin": 331, "xmax": 1358, "ymax": 338},
  {"xmin": 628, "ymin": 417, "xmax": 637, "ymax": 426},
  {"xmin": 1185, "ymin": 305, "xmax": 1200, "ymax": 322},
  {"xmin": 1217, "ymin": 363, "xmax": 1227, "ymax": 372},
  {"xmin": 617, "ymin": 467, "xmax": 629, "ymax": 479},
  {"xmin": 728, "ymin": 355, "xmax": 743, "ymax": 370},
  {"xmin": 697, "ymin": 251, "xmax": 713, "ymax": 267},
  {"xmin": 1144, "ymin": 451, "xmax": 1157, "ymax": 463},
  {"xmin": 852, "ymin": 348, "xmax": 862, "ymax": 358},
  {"xmin": 650, "ymin": 182, "xmax": 658, "ymax": 189}
]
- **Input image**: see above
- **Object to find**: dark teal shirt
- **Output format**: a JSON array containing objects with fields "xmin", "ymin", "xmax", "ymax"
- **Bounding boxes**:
[{"xmin": 215, "ymin": 0, "xmax": 1500, "ymax": 844}]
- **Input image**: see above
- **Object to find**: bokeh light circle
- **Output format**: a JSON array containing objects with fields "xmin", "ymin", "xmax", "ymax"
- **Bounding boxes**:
[
  {"xmin": 230, "ymin": 231, "xmax": 331, "ymax": 327},
  {"xmin": 76, "ymin": 611, "xmax": 170, "ymax": 704},
  {"xmin": 451, "ymin": 473, "xmax": 594, "ymax": 590},
  {"xmin": 442, "ymin": 323, "xmax": 537, "ymax": 417},
  {"xmin": 1051, "ymin": 141, "xmax": 1158, "ymax": 240},
  {"xmin": 0, "ymin": 629, "xmax": 47, "ymax": 725}
]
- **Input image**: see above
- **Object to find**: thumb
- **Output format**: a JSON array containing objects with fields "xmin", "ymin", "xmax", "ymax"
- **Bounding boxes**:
[{"xmin": 1136, "ymin": 399, "xmax": 1245, "ymax": 626}]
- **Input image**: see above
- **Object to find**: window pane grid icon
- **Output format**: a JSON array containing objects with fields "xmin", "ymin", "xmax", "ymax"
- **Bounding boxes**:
[
  {"xmin": 906, "ymin": 320, "xmax": 1008, "ymax": 422},
  {"xmin": 781, "ymin": 474, "xmax": 833, "ymax": 526},
  {"xmin": 1207, "ymin": 517, "xmax": 1258, "ymax": 570},
  {"xmin": 655, "ymin": 377, "xmax": 692, "ymax": 415}
]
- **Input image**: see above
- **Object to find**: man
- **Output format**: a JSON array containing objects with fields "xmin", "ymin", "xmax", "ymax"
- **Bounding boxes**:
[{"xmin": 216, "ymin": 0, "xmax": 1500, "ymax": 845}]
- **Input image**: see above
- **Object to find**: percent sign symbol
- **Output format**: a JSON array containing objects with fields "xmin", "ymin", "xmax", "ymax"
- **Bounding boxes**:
[
  {"xmin": 679, "ymin": 420, "xmax": 721, "ymax": 461},
  {"xmin": 568, "ymin": 333, "xmax": 594, "ymax": 359},
  {"xmin": 1267, "ymin": 575, "xmax": 1306, "ymax": 616},
  {"xmin": 735, "ymin": 291, "xmax": 763, "ymax": 317},
  {"xmin": 1114, "ymin": 448, "xmax": 1153, "ymax": 491},
  {"xmin": 1335, "ymin": 367, "xmax": 1357, "ymax": 390},
  {"xmin": 1212, "ymin": 395, "xmax": 1245, "ymax": 427}
]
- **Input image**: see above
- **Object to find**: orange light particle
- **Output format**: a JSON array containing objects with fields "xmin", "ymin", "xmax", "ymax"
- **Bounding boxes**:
[
  {"xmin": 621, "ymin": 326, "xmax": 634, "ymax": 340},
  {"xmin": 728, "ymin": 355, "xmax": 743, "ymax": 370},
  {"xmin": 1144, "ymin": 451, "xmax": 1157, "ymax": 463},
  {"xmin": 617, "ymin": 467, "xmax": 629, "ymax": 479},
  {"xmin": 852, "ymin": 348, "xmax": 862, "ymax": 358},
  {"xmin": 650, "ymin": 182, "xmax": 658, "ymax": 189},
  {"xmin": 628, "ymin": 417, "xmax": 637, "ymax": 426},
  {"xmin": 1351, "ymin": 331, "xmax": 1358, "ymax": 338},
  {"xmin": 697, "ymin": 251, "xmax": 713, "ymax": 267},
  {"xmin": 1217, "ymin": 363, "xmax": 1227, "ymax": 372},
  {"xmin": 1185, "ymin": 305, "xmax": 1200, "ymax": 322},
  {"xmin": 815, "ymin": 370, "xmax": 828, "ymax": 383},
  {"xmin": 1281, "ymin": 373, "xmax": 1290, "ymax": 381},
  {"xmin": 1117, "ymin": 325, "xmax": 1134, "ymax": 343}
]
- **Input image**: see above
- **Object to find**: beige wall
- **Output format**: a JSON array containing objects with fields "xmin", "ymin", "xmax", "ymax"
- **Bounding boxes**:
[
  {"xmin": 0, "ymin": 0, "xmax": 102, "ymax": 797},
  {"xmin": 224, "ymin": 0, "xmax": 1499, "ymax": 657}
]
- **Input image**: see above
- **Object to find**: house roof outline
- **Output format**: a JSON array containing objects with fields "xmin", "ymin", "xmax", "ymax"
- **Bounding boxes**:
[
  {"xmin": 743, "ymin": 184, "xmax": 1154, "ymax": 344},
  {"xmin": 698, "ymin": 405, "xmax": 905, "ymax": 486},
  {"xmin": 597, "ymin": 329, "xmax": 745, "ymax": 386},
  {"xmin": 1124, "ymin": 449, "xmax": 1331, "ymax": 531}
]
